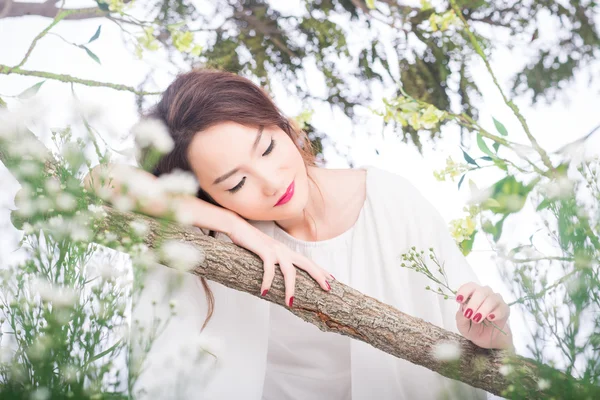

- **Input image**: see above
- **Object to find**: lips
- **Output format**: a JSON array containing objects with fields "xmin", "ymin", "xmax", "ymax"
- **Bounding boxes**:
[{"xmin": 275, "ymin": 180, "xmax": 295, "ymax": 206}]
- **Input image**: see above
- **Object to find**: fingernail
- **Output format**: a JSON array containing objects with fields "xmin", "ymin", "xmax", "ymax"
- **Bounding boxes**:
[
  {"xmin": 331, "ymin": 275, "xmax": 336, "ymax": 281},
  {"xmin": 456, "ymin": 295, "xmax": 464, "ymax": 303},
  {"xmin": 288, "ymin": 296, "xmax": 294, "ymax": 307},
  {"xmin": 326, "ymin": 281, "xmax": 331, "ymax": 291},
  {"xmin": 464, "ymin": 308, "xmax": 473, "ymax": 319},
  {"xmin": 261, "ymin": 289, "xmax": 268, "ymax": 297},
  {"xmin": 473, "ymin": 313, "xmax": 482, "ymax": 323},
  {"xmin": 488, "ymin": 314, "xmax": 495, "ymax": 320}
]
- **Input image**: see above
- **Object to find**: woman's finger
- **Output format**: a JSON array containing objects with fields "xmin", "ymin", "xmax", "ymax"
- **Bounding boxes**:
[
  {"xmin": 260, "ymin": 255, "xmax": 276, "ymax": 297},
  {"xmin": 278, "ymin": 258, "xmax": 297, "ymax": 307},
  {"xmin": 462, "ymin": 285, "xmax": 493, "ymax": 322},
  {"xmin": 291, "ymin": 253, "xmax": 332, "ymax": 292},
  {"xmin": 471, "ymin": 293, "xmax": 501, "ymax": 324}
]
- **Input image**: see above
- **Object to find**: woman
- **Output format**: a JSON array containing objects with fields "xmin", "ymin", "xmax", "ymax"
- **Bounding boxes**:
[{"xmin": 85, "ymin": 69, "xmax": 513, "ymax": 399}]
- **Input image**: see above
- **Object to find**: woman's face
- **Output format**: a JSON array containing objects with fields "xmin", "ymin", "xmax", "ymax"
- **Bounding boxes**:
[{"xmin": 187, "ymin": 121, "xmax": 309, "ymax": 221}]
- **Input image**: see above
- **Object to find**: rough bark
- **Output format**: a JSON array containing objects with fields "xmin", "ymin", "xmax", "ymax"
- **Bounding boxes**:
[{"xmin": 2, "ymin": 130, "xmax": 597, "ymax": 399}]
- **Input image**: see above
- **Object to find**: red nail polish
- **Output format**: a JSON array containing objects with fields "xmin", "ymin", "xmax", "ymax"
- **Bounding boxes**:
[
  {"xmin": 289, "ymin": 296, "xmax": 294, "ymax": 307},
  {"xmin": 473, "ymin": 313, "xmax": 482, "ymax": 323},
  {"xmin": 326, "ymin": 281, "xmax": 331, "ymax": 291},
  {"xmin": 488, "ymin": 314, "xmax": 495, "ymax": 320},
  {"xmin": 331, "ymin": 275, "xmax": 336, "ymax": 281},
  {"xmin": 456, "ymin": 295, "xmax": 464, "ymax": 303},
  {"xmin": 464, "ymin": 308, "xmax": 473, "ymax": 319},
  {"xmin": 261, "ymin": 289, "xmax": 268, "ymax": 297}
]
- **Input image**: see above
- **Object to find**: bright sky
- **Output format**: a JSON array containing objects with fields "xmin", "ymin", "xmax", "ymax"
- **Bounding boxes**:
[{"xmin": 1, "ymin": 0, "xmax": 599, "ymax": 390}]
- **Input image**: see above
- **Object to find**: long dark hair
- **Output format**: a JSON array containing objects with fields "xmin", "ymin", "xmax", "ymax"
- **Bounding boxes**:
[{"xmin": 137, "ymin": 68, "xmax": 321, "ymax": 330}]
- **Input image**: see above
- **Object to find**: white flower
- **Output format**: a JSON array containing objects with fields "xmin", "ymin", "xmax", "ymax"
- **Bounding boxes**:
[
  {"xmin": 30, "ymin": 386, "xmax": 51, "ymax": 400},
  {"xmin": 22, "ymin": 222, "xmax": 35, "ymax": 235},
  {"xmin": 69, "ymin": 223, "xmax": 91, "ymax": 242},
  {"xmin": 113, "ymin": 195, "xmax": 135, "ymax": 212},
  {"xmin": 466, "ymin": 180, "xmax": 493, "ymax": 205},
  {"xmin": 537, "ymin": 378, "xmax": 551, "ymax": 391},
  {"xmin": 432, "ymin": 341, "xmax": 462, "ymax": 362},
  {"xmin": 104, "ymin": 231, "xmax": 118, "ymax": 243},
  {"xmin": 175, "ymin": 208, "xmax": 195, "ymax": 225},
  {"xmin": 56, "ymin": 192, "xmax": 77, "ymax": 211},
  {"xmin": 35, "ymin": 196, "xmax": 54, "ymax": 213},
  {"xmin": 16, "ymin": 198, "xmax": 35, "ymax": 217},
  {"xmin": 31, "ymin": 278, "xmax": 77, "ymax": 307},
  {"xmin": 19, "ymin": 161, "xmax": 40, "ymax": 177},
  {"xmin": 540, "ymin": 177, "xmax": 575, "ymax": 199},
  {"xmin": 499, "ymin": 364, "xmax": 513, "ymax": 376},
  {"xmin": 132, "ymin": 118, "xmax": 174, "ymax": 153},
  {"xmin": 160, "ymin": 240, "xmax": 205, "ymax": 272},
  {"xmin": 130, "ymin": 220, "xmax": 149, "ymax": 236},
  {"xmin": 157, "ymin": 169, "xmax": 199, "ymax": 195},
  {"xmin": 62, "ymin": 364, "xmax": 79, "ymax": 383},
  {"xmin": 88, "ymin": 204, "xmax": 107, "ymax": 217},
  {"xmin": 44, "ymin": 178, "xmax": 61, "ymax": 194}
]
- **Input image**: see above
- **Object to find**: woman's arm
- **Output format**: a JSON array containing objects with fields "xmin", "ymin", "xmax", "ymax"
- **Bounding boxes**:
[{"xmin": 82, "ymin": 163, "xmax": 240, "ymax": 236}]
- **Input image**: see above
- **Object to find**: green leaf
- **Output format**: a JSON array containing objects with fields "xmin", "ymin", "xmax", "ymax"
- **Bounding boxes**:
[
  {"xmin": 493, "ymin": 117, "xmax": 508, "ymax": 136},
  {"xmin": 18, "ymin": 81, "xmax": 45, "ymax": 99},
  {"xmin": 536, "ymin": 198, "xmax": 552, "ymax": 211},
  {"xmin": 460, "ymin": 230, "xmax": 477, "ymax": 256},
  {"xmin": 0, "ymin": 97, "xmax": 6, "ymax": 108},
  {"xmin": 493, "ymin": 217, "xmax": 506, "ymax": 242},
  {"xmin": 95, "ymin": 0, "xmax": 109, "ymax": 12},
  {"xmin": 88, "ymin": 25, "xmax": 102, "ymax": 43},
  {"xmin": 457, "ymin": 173, "xmax": 466, "ymax": 190},
  {"xmin": 80, "ymin": 45, "xmax": 101, "ymax": 64},
  {"xmin": 480, "ymin": 156, "xmax": 493, "ymax": 161},
  {"xmin": 476, "ymin": 133, "xmax": 494, "ymax": 157},
  {"xmin": 462, "ymin": 149, "xmax": 479, "ymax": 166},
  {"xmin": 492, "ymin": 142, "xmax": 500, "ymax": 153}
]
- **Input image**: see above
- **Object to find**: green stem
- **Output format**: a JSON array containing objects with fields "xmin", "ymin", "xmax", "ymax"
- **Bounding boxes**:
[{"xmin": 449, "ymin": 0, "xmax": 555, "ymax": 174}]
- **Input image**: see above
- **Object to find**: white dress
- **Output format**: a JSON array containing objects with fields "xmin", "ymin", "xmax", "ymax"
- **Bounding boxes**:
[{"xmin": 131, "ymin": 165, "xmax": 488, "ymax": 400}]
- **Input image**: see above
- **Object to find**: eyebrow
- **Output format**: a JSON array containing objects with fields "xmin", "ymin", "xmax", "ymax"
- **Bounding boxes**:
[{"xmin": 212, "ymin": 126, "xmax": 264, "ymax": 185}]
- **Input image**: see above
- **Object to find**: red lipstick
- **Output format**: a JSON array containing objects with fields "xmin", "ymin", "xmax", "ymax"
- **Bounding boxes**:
[{"xmin": 275, "ymin": 180, "xmax": 295, "ymax": 206}]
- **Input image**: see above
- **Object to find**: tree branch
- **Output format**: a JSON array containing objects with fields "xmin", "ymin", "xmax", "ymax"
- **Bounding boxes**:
[
  {"xmin": 1, "ymin": 130, "xmax": 598, "ymax": 399},
  {"xmin": 0, "ymin": 64, "xmax": 161, "ymax": 96},
  {"xmin": 0, "ymin": 0, "xmax": 107, "ymax": 19}
]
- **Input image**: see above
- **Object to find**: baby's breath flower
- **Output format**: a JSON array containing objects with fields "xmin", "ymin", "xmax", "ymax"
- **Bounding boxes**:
[
  {"xmin": 132, "ymin": 118, "xmax": 174, "ymax": 154},
  {"xmin": 160, "ymin": 240, "xmax": 205, "ymax": 272},
  {"xmin": 432, "ymin": 341, "xmax": 462, "ymax": 361}
]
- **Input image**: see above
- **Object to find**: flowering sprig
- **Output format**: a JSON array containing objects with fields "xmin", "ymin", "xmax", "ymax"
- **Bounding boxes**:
[{"xmin": 400, "ymin": 247, "xmax": 507, "ymax": 337}]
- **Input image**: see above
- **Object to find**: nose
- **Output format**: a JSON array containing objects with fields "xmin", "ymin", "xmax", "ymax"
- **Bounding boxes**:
[{"xmin": 258, "ymin": 171, "xmax": 282, "ymax": 197}]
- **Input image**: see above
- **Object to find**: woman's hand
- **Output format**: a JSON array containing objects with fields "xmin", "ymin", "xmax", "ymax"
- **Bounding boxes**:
[
  {"xmin": 227, "ymin": 218, "xmax": 333, "ymax": 308},
  {"xmin": 454, "ymin": 282, "xmax": 514, "ymax": 350}
]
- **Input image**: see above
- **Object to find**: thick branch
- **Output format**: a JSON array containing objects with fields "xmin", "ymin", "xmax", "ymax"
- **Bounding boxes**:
[
  {"xmin": 2, "ymin": 130, "xmax": 598, "ymax": 399},
  {"xmin": 0, "ymin": 0, "xmax": 107, "ymax": 19}
]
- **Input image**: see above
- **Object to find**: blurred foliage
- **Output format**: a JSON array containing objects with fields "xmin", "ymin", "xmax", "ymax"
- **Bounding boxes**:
[{"xmin": 132, "ymin": 0, "xmax": 599, "ymax": 151}]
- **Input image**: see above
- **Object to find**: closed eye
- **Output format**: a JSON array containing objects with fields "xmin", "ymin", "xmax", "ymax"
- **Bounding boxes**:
[{"xmin": 227, "ymin": 138, "xmax": 277, "ymax": 193}]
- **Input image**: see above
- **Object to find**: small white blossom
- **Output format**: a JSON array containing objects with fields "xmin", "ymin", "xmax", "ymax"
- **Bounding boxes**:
[
  {"xmin": 16, "ymin": 198, "xmax": 35, "ymax": 217},
  {"xmin": 113, "ymin": 195, "xmax": 135, "ymax": 212},
  {"xmin": 22, "ymin": 222, "xmax": 35, "ymax": 235},
  {"xmin": 130, "ymin": 220, "xmax": 149, "ymax": 236},
  {"xmin": 432, "ymin": 341, "xmax": 462, "ymax": 362},
  {"xmin": 540, "ymin": 177, "xmax": 575, "ymax": 199},
  {"xmin": 160, "ymin": 240, "xmax": 205, "ymax": 272},
  {"xmin": 19, "ymin": 161, "xmax": 40, "ymax": 177},
  {"xmin": 69, "ymin": 223, "xmax": 91, "ymax": 242},
  {"xmin": 537, "ymin": 378, "xmax": 551, "ymax": 391},
  {"xmin": 499, "ymin": 364, "xmax": 513, "ymax": 376},
  {"xmin": 35, "ymin": 196, "xmax": 54, "ymax": 213},
  {"xmin": 31, "ymin": 278, "xmax": 77, "ymax": 307},
  {"xmin": 132, "ymin": 118, "xmax": 174, "ymax": 153},
  {"xmin": 88, "ymin": 204, "xmax": 107, "ymax": 217},
  {"xmin": 30, "ymin": 386, "xmax": 51, "ymax": 400},
  {"xmin": 56, "ymin": 192, "xmax": 77, "ymax": 211},
  {"xmin": 104, "ymin": 231, "xmax": 118, "ymax": 243},
  {"xmin": 44, "ymin": 178, "xmax": 61, "ymax": 194},
  {"xmin": 62, "ymin": 364, "xmax": 79, "ymax": 383},
  {"xmin": 157, "ymin": 169, "xmax": 199, "ymax": 195}
]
